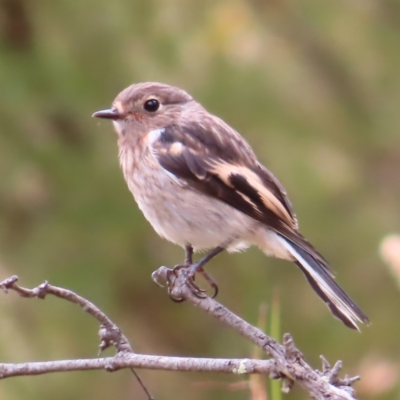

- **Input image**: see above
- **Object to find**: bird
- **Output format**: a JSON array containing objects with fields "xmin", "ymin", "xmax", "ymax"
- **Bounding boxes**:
[{"xmin": 93, "ymin": 82, "xmax": 369, "ymax": 330}]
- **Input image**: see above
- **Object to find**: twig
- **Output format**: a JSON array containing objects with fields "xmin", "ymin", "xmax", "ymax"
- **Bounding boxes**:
[
  {"xmin": 1, "ymin": 273, "xmax": 360, "ymax": 400},
  {"xmin": 0, "ymin": 355, "xmax": 274, "ymax": 378},
  {"xmin": 0, "ymin": 275, "xmax": 130, "ymax": 353},
  {"xmin": 152, "ymin": 266, "xmax": 360, "ymax": 400},
  {"xmin": 0, "ymin": 275, "xmax": 152, "ymax": 399}
]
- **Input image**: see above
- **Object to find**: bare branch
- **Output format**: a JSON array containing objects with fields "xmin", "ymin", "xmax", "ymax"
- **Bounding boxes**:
[
  {"xmin": 153, "ymin": 266, "xmax": 360, "ymax": 400},
  {"xmin": 0, "ymin": 275, "xmax": 152, "ymax": 398},
  {"xmin": 0, "ymin": 355, "xmax": 274, "ymax": 378},
  {"xmin": 1, "ymin": 273, "xmax": 361, "ymax": 400},
  {"xmin": 0, "ymin": 275, "xmax": 131, "ymax": 353}
]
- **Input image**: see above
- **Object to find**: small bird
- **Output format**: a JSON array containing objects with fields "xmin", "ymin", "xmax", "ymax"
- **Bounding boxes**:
[{"xmin": 93, "ymin": 82, "xmax": 369, "ymax": 330}]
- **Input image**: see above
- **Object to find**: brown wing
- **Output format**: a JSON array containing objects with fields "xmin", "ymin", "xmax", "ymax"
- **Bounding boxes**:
[{"xmin": 149, "ymin": 119, "xmax": 298, "ymax": 234}]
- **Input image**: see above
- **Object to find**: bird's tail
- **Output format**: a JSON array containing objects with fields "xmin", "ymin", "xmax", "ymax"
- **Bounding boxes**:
[{"xmin": 276, "ymin": 234, "xmax": 369, "ymax": 330}]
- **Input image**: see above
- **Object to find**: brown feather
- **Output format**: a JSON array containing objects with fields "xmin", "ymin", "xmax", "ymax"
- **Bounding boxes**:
[{"xmin": 150, "ymin": 120, "xmax": 297, "ymax": 224}]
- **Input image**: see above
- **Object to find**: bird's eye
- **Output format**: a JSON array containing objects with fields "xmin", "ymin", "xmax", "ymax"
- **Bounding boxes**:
[{"xmin": 144, "ymin": 99, "xmax": 160, "ymax": 112}]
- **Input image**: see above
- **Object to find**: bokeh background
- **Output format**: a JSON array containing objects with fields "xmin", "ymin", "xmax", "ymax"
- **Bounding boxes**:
[{"xmin": 1, "ymin": 0, "xmax": 400, "ymax": 399}]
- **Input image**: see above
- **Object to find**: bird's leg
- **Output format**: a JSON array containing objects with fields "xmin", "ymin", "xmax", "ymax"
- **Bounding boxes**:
[
  {"xmin": 184, "ymin": 244, "xmax": 193, "ymax": 266},
  {"xmin": 167, "ymin": 245, "xmax": 194, "ymax": 302},
  {"xmin": 169, "ymin": 245, "xmax": 193, "ymax": 272},
  {"xmin": 183, "ymin": 244, "xmax": 213, "ymax": 295},
  {"xmin": 185, "ymin": 247, "xmax": 224, "ymax": 298},
  {"xmin": 169, "ymin": 246, "xmax": 223, "ymax": 300}
]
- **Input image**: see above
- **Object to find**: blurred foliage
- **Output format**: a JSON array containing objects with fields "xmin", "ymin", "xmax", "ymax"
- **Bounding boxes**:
[{"xmin": 0, "ymin": 0, "xmax": 400, "ymax": 399}]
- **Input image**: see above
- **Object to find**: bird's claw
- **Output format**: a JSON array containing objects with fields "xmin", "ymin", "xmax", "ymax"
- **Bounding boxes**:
[
  {"xmin": 165, "ymin": 267, "xmax": 185, "ymax": 302},
  {"xmin": 164, "ymin": 263, "xmax": 219, "ymax": 301}
]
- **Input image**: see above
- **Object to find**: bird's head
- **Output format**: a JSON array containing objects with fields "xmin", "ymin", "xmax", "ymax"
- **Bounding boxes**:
[{"xmin": 93, "ymin": 82, "xmax": 194, "ymax": 138}]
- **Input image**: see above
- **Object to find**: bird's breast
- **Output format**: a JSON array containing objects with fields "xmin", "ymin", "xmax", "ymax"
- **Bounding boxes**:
[{"xmin": 117, "ymin": 143, "xmax": 258, "ymax": 250}]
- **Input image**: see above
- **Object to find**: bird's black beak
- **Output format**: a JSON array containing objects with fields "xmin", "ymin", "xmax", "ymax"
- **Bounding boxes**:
[{"xmin": 92, "ymin": 108, "xmax": 121, "ymax": 120}]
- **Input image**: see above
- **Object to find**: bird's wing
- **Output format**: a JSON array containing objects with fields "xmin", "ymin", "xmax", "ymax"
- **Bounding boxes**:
[{"xmin": 148, "ymin": 120, "xmax": 298, "ymax": 234}]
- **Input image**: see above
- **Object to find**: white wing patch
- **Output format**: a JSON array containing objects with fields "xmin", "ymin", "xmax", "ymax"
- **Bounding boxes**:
[
  {"xmin": 148, "ymin": 128, "xmax": 165, "ymax": 145},
  {"xmin": 148, "ymin": 131, "xmax": 187, "ymax": 187}
]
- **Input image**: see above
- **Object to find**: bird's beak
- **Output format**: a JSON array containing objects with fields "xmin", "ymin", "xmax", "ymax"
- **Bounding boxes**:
[{"xmin": 92, "ymin": 108, "xmax": 121, "ymax": 120}]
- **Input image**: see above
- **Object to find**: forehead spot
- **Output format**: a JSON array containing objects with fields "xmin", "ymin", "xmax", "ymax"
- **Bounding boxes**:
[{"xmin": 113, "ymin": 100, "xmax": 124, "ymax": 112}]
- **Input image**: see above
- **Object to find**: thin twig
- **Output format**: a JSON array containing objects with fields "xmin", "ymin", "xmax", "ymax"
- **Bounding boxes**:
[
  {"xmin": 0, "ymin": 275, "xmax": 153, "ymax": 399},
  {"xmin": 0, "ymin": 275, "xmax": 130, "ymax": 352},
  {"xmin": 0, "ymin": 355, "xmax": 274, "ymax": 378},
  {"xmin": 153, "ymin": 266, "xmax": 359, "ymax": 400},
  {"xmin": 1, "ymin": 273, "xmax": 360, "ymax": 400}
]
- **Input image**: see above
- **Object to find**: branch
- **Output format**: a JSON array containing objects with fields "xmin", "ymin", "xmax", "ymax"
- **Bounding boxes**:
[
  {"xmin": 0, "ymin": 355, "xmax": 274, "ymax": 378},
  {"xmin": 0, "ymin": 275, "xmax": 152, "ymax": 398},
  {"xmin": 152, "ymin": 266, "xmax": 360, "ymax": 400},
  {"xmin": 0, "ymin": 275, "xmax": 131, "ymax": 353},
  {"xmin": 0, "ymin": 273, "xmax": 360, "ymax": 400}
]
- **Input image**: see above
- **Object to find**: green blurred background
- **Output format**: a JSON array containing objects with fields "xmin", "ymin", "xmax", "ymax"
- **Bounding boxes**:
[{"xmin": 1, "ymin": 0, "xmax": 400, "ymax": 399}]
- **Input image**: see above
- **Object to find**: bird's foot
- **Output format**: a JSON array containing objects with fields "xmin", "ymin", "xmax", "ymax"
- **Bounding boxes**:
[
  {"xmin": 166, "ymin": 263, "xmax": 219, "ymax": 301},
  {"xmin": 152, "ymin": 264, "xmax": 219, "ymax": 301},
  {"xmin": 152, "ymin": 245, "xmax": 222, "ymax": 301}
]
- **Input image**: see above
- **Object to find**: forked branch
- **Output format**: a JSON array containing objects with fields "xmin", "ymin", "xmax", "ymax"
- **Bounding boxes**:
[{"xmin": 0, "ymin": 272, "xmax": 360, "ymax": 400}]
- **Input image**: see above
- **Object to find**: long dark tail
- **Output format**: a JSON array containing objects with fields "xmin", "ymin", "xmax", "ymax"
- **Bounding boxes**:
[{"xmin": 277, "ymin": 235, "xmax": 369, "ymax": 330}]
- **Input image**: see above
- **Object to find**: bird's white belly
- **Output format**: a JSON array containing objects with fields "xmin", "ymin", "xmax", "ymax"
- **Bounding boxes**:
[{"xmin": 125, "ymin": 162, "xmax": 257, "ymax": 251}]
